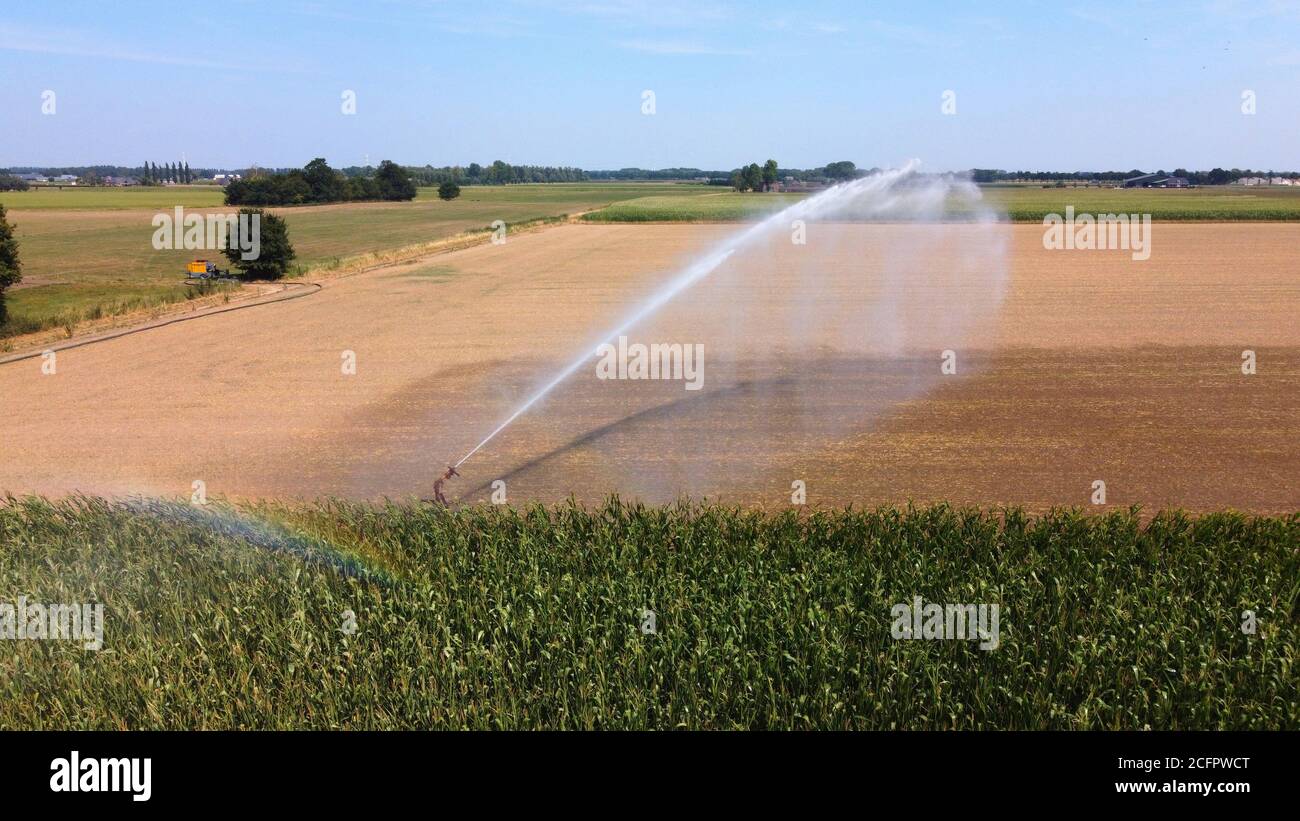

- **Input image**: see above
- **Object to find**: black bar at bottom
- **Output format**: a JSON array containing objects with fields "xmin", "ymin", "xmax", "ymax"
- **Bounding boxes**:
[{"xmin": 3, "ymin": 730, "xmax": 1285, "ymax": 808}]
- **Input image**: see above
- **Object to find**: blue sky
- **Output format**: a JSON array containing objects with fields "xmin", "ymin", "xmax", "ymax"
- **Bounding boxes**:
[{"xmin": 2, "ymin": 0, "xmax": 1298, "ymax": 171}]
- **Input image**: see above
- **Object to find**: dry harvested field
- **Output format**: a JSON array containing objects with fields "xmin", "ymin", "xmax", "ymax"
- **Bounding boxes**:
[{"xmin": 1, "ymin": 222, "xmax": 1297, "ymax": 512}]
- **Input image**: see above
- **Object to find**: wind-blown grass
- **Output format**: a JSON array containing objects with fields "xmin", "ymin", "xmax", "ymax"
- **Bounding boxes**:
[{"xmin": 0, "ymin": 496, "xmax": 1294, "ymax": 729}]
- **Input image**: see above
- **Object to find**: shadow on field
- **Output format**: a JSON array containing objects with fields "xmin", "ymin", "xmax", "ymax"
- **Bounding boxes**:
[
  {"xmin": 453, "ymin": 353, "xmax": 947, "ymax": 503},
  {"xmin": 457, "ymin": 375, "xmax": 800, "ymax": 499}
]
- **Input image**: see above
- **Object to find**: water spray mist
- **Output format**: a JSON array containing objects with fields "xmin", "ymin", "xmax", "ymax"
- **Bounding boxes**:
[{"xmin": 452, "ymin": 160, "xmax": 995, "ymax": 471}]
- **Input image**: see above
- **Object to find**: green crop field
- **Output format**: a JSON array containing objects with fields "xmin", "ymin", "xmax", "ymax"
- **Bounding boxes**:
[
  {"xmin": 982, "ymin": 183, "xmax": 1300, "ymax": 221},
  {"xmin": 583, "ymin": 183, "xmax": 1300, "ymax": 222},
  {"xmin": 584, "ymin": 191, "xmax": 805, "ymax": 222},
  {"xmin": 0, "ymin": 496, "xmax": 1293, "ymax": 730},
  {"xmin": 5, "ymin": 186, "xmax": 228, "ymax": 210},
  {"xmin": 0, "ymin": 182, "xmax": 715, "ymax": 340}
]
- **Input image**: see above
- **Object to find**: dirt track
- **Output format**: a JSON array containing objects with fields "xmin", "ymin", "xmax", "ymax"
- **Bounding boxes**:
[{"xmin": 1, "ymin": 222, "xmax": 1297, "ymax": 512}]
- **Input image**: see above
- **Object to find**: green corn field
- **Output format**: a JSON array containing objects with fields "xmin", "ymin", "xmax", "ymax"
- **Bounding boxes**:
[{"xmin": 0, "ymin": 495, "xmax": 1294, "ymax": 730}]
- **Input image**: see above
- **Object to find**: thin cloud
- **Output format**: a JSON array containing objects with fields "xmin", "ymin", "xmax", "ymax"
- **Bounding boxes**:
[
  {"xmin": 288, "ymin": 1, "xmax": 537, "ymax": 37},
  {"xmin": 861, "ymin": 19, "xmax": 955, "ymax": 49},
  {"xmin": 763, "ymin": 18, "xmax": 847, "ymax": 35},
  {"xmin": 617, "ymin": 39, "xmax": 752, "ymax": 55},
  {"xmin": 1203, "ymin": 0, "xmax": 1300, "ymax": 22},
  {"xmin": 529, "ymin": 0, "xmax": 733, "ymax": 27},
  {"xmin": 0, "ymin": 24, "xmax": 309, "ymax": 73},
  {"xmin": 1068, "ymin": 7, "xmax": 1128, "ymax": 33}
]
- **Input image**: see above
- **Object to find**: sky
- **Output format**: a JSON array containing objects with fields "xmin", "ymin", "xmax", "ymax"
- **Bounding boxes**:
[{"xmin": 2, "ymin": 0, "xmax": 1298, "ymax": 171}]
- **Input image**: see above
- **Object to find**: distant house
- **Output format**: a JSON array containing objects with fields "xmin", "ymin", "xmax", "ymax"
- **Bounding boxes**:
[
  {"xmin": 53, "ymin": 174, "xmax": 78, "ymax": 185},
  {"xmin": 17, "ymin": 173, "xmax": 48, "ymax": 183},
  {"xmin": 212, "ymin": 173, "xmax": 242, "ymax": 185},
  {"xmin": 1235, "ymin": 176, "xmax": 1268, "ymax": 186},
  {"xmin": 101, "ymin": 175, "xmax": 138, "ymax": 186}
]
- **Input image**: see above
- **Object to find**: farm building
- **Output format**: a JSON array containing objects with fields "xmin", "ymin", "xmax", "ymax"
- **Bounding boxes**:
[
  {"xmin": 1122, "ymin": 173, "xmax": 1159, "ymax": 187},
  {"xmin": 1122, "ymin": 173, "xmax": 1188, "ymax": 188}
]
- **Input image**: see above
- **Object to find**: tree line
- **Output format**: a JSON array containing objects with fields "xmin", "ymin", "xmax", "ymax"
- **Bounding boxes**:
[
  {"xmin": 0, "ymin": 164, "xmax": 225, "ymax": 186},
  {"xmin": 588, "ymin": 167, "xmax": 717, "ymax": 181},
  {"xmin": 139, "ymin": 161, "xmax": 194, "ymax": 184},
  {"xmin": 400, "ymin": 161, "xmax": 586, "ymax": 186},
  {"xmin": 728, "ymin": 160, "xmax": 866, "ymax": 191},
  {"xmin": 730, "ymin": 160, "xmax": 780, "ymax": 192},
  {"xmin": 8, "ymin": 160, "xmax": 1299, "ymax": 193},
  {"xmin": 971, "ymin": 168, "xmax": 1300, "ymax": 184},
  {"xmin": 224, "ymin": 158, "xmax": 417, "ymax": 206}
]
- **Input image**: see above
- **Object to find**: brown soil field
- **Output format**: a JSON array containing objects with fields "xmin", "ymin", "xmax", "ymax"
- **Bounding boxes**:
[{"xmin": 1, "ymin": 222, "xmax": 1297, "ymax": 512}]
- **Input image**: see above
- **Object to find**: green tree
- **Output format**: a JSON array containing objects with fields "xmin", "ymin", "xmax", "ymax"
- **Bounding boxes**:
[
  {"xmin": 487, "ymin": 160, "xmax": 510, "ymax": 185},
  {"xmin": 223, "ymin": 208, "xmax": 295, "ymax": 280},
  {"xmin": 762, "ymin": 159, "xmax": 778, "ymax": 190},
  {"xmin": 183, "ymin": 161, "xmax": 192, "ymax": 183},
  {"xmin": 302, "ymin": 157, "xmax": 344, "ymax": 202},
  {"xmin": 437, "ymin": 180, "xmax": 461, "ymax": 201},
  {"xmin": 0, "ymin": 204, "xmax": 23, "ymax": 326},
  {"xmin": 374, "ymin": 160, "xmax": 417, "ymax": 200},
  {"xmin": 823, "ymin": 160, "xmax": 857, "ymax": 181}
]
